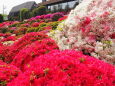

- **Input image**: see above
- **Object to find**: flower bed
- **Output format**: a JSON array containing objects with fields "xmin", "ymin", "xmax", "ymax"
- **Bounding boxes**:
[
  {"xmin": 8, "ymin": 50, "xmax": 115, "ymax": 86},
  {"xmin": 0, "ymin": 1, "xmax": 114, "ymax": 85}
]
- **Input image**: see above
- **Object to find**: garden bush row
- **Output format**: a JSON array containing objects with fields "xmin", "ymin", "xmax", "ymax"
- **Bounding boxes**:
[{"xmin": 0, "ymin": 0, "xmax": 115, "ymax": 85}]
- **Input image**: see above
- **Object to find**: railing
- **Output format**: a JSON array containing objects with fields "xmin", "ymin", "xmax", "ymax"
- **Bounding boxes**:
[{"xmin": 39, "ymin": 0, "xmax": 77, "ymax": 6}]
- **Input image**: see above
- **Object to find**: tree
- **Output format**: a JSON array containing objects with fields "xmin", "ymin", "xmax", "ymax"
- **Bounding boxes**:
[
  {"xmin": 32, "ymin": 6, "xmax": 46, "ymax": 16},
  {"xmin": 20, "ymin": 8, "xmax": 30, "ymax": 21},
  {"xmin": 0, "ymin": 14, "xmax": 3, "ymax": 23}
]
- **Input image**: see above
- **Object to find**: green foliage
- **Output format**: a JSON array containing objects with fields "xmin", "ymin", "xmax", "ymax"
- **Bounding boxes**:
[
  {"xmin": 27, "ymin": 22, "xmax": 48, "ymax": 33},
  {"xmin": 0, "ymin": 14, "xmax": 3, "ymax": 23},
  {"xmin": 48, "ymin": 21, "xmax": 60, "ymax": 30},
  {"xmin": 0, "ymin": 27, "xmax": 8, "ymax": 33},
  {"xmin": 37, "ymin": 22, "xmax": 47, "ymax": 31},
  {"xmin": 29, "ymin": 12, "xmax": 34, "ymax": 18},
  {"xmin": 27, "ymin": 21, "xmax": 61, "ymax": 33},
  {"xmin": 26, "ymin": 27, "xmax": 38, "ymax": 33},
  {"xmin": 0, "ymin": 81, "xmax": 7, "ymax": 86},
  {"xmin": 9, "ymin": 23, "xmax": 21, "ymax": 27},
  {"xmin": 32, "ymin": 6, "xmax": 46, "ymax": 16},
  {"xmin": 20, "ymin": 8, "xmax": 30, "ymax": 21}
]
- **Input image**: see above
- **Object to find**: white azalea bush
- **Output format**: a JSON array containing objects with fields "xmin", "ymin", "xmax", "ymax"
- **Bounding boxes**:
[{"xmin": 48, "ymin": 0, "xmax": 115, "ymax": 64}]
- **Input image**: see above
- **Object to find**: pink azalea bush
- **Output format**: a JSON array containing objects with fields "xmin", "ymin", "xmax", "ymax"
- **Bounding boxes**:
[
  {"xmin": 8, "ymin": 50, "xmax": 115, "ymax": 86},
  {"xmin": 0, "ymin": 60, "xmax": 21, "ymax": 86},
  {"xmin": 28, "ymin": 12, "xmax": 65, "ymax": 22}
]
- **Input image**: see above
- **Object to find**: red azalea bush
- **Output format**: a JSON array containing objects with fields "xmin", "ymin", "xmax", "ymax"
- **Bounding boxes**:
[
  {"xmin": 0, "ymin": 36, "xmax": 16, "ymax": 42},
  {"xmin": 13, "ymin": 27, "xmax": 27, "ymax": 35},
  {"xmin": 8, "ymin": 50, "xmax": 115, "ymax": 86},
  {"xmin": 0, "ymin": 32, "xmax": 49, "ymax": 63},
  {"xmin": 31, "ymin": 22, "xmax": 40, "ymax": 27},
  {"xmin": 11, "ymin": 38, "xmax": 59, "ymax": 71},
  {"xmin": 0, "ymin": 33, "xmax": 12, "ymax": 38},
  {"xmin": 0, "ymin": 60, "xmax": 21, "ymax": 86},
  {"xmin": 0, "ymin": 43, "xmax": 3, "ymax": 46}
]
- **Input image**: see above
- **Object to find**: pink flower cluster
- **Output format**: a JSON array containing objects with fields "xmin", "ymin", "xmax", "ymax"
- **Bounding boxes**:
[
  {"xmin": 28, "ymin": 12, "xmax": 65, "ymax": 22},
  {"xmin": 8, "ymin": 50, "xmax": 115, "ymax": 86}
]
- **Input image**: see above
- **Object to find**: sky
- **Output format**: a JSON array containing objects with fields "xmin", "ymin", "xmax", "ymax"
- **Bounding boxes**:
[{"xmin": 0, "ymin": 0, "xmax": 42, "ymax": 14}]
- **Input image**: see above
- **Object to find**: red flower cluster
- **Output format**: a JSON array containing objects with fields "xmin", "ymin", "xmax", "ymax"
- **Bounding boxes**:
[
  {"xmin": 0, "ymin": 60, "xmax": 21, "ymax": 86},
  {"xmin": 8, "ymin": 50, "xmax": 115, "ymax": 86},
  {"xmin": 31, "ymin": 22, "xmax": 40, "ymax": 27},
  {"xmin": 11, "ymin": 38, "xmax": 58, "ymax": 71},
  {"xmin": 58, "ymin": 16, "xmax": 68, "ymax": 21},
  {"xmin": 0, "ymin": 36, "xmax": 16, "ymax": 42},
  {"xmin": 0, "ymin": 32, "xmax": 49, "ymax": 63},
  {"xmin": 110, "ymin": 33, "xmax": 115, "ymax": 39},
  {"xmin": 0, "ymin": 33, "xmax": 12, "ymax": 38}
]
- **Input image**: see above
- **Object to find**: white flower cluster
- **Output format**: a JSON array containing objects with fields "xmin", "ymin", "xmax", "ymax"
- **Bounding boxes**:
[{"xmin": 48, "ymin": 0, "xmax": 115, "ymax": 64}]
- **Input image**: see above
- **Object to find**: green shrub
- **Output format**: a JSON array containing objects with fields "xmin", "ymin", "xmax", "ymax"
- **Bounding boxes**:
[
  {"xmin": 26, "ymin": 21, "xmax": 61, "ymax": 33},
  {"xmin": 0, "ymin": 27, "xmax": 8, "ymax": 33},
  {"xmin": 0, "ymin": 14, "xmax": 3, "ymax": 23},
  {"xmin": 32, "ymin": 6, "xmax": 46, "ymax": 16},
  {"xmin": 9, "ymin": 29, "xmax": 14, "ymax": 33},
  {"xmin": 20, "ymin": 8, "xmax": 30, "ymax": 21}
]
